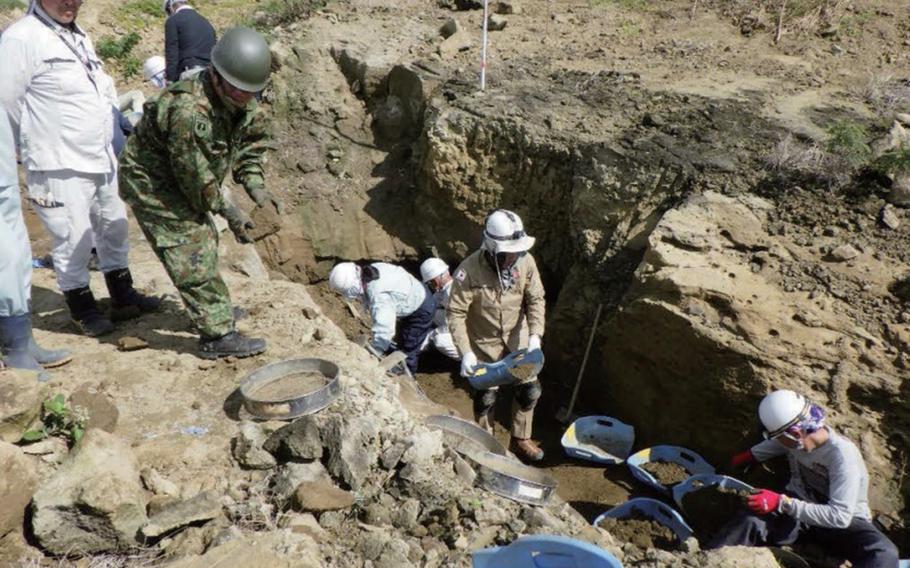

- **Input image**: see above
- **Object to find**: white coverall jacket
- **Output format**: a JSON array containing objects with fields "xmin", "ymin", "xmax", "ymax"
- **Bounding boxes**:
[
  {"xmin": 364, "ymin": 263, "xmax": 428, "ymax": 353},
  {"xmin": 0, "ymin": 6, "xmax": 130, "ymax": 292}
]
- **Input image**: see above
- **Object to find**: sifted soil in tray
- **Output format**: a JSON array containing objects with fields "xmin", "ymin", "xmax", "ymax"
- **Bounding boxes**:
[
  {"xmin": 597, "ymin": 508, "xmax": 677, "ymax": 550},
  {"xmin": 251, "ymin": 371, "xmax": 326, "ymax": 400},
  {"xmin": 641, "ymin": 460, "xmax": 689, "ymax": 486},
  {"xmin": 681, "ymin": 483, "xmax": 751, "ymax": 541}
]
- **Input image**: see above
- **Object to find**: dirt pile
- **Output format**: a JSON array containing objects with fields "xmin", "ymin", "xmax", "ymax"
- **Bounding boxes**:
[
  {"xmin": 681, "ymin": 484, "xmax": 751, "ymax": 542},
  {"xmin": 642, "ymin": 460, "xmax": 690, "ymax": 487}
]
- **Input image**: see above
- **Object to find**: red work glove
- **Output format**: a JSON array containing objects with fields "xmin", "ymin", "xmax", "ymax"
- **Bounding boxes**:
[
  {"xmin": 748, "ymin": 489, "xmax": 782, "ymax": 515},
  {"xmin": 730, "ymin": 450, "xmax": 756, "ymax": 468}
]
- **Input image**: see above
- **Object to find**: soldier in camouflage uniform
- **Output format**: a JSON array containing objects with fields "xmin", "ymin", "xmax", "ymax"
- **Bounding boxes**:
[{"xmin": 118, "ymin": 27, "xmax": 280, "ymax": 359}]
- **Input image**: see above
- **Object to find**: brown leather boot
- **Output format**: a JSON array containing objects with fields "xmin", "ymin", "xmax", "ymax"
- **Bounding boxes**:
[{"xmin": 510, "ymin": 437, "xmax": 544, "ymax": 462}]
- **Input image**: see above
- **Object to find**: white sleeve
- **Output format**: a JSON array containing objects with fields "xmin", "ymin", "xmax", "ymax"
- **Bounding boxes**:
[
  {"xmin": 785, "ymin": 452, "xmax": 859, "ymax": 529},
  {"xmin": 750, "ymin": 439, "xmax": 787, "ymax": 462},
  {"xmin": 0, "ymin": 36, "xmax": 34, "ymax": 131},
  {"xmin": 369, "ymin": 293, "xmax": 397, "ymax": 353}
]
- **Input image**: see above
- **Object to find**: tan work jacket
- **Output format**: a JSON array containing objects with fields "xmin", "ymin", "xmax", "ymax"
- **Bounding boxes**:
[{"xmin": 447, "ymin": 250, "xmax": 546, "ymax": 363}]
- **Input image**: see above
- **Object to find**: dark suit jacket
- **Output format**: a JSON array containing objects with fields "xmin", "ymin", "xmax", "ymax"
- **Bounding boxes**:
[{"xmin": 164, "ymin": 8, "xmax": 216, "ymax": 83}]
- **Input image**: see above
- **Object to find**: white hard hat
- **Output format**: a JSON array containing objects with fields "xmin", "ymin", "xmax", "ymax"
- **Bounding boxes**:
[
  {"xmin": 143, "ymin": 56, "xmax": 165, "ymax": 82},
  {"xmin": 758, "ymin": 390, "xmax": 810, "ymax": 439},
  {"xmin": 328, "ymin": 262, "xmax": 362, "ymax": 299},
  {"xmin": 420, "ymin": 258, "xmax": 449, "ymax": 283},
  {"xmin": 482, "ymin": 209, "xmax": 535, "ymax": 254}
]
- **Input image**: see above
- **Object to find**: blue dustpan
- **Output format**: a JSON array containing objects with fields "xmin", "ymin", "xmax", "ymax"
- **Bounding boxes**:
[
  {"xmin": 672, "ymin": 474, "xmax": 754, "ymax": 512},
  {"xmin": 468, "ymin": 348, "xmax": 544, "ymax": 390},
  {"xmin": 472, "ymin": 534, "xmax": 623, "ymax": 568},
  {"xmin": 594, "ymin": 497, "xmax": 694, "ymax": 544},
  {"xmin": 626, "ymin": 445, "xmax": 714, "ymax": 496}
]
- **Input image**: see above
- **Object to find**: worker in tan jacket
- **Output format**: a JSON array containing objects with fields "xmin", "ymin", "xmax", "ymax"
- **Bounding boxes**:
[{"xmin": 447, "ymin": 209, "xmax": 546, "ymax": 462}]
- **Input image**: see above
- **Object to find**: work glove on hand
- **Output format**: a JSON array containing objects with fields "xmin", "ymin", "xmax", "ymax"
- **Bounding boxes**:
[
  {"xmin": 747, "ymin": 489, "xmax": 782, "ymax": 515},
  {"xmin": 730, "ymin": 450, "xmax": 756, "ymax": 469},
  {"xmin": 460, "ymin": 351, "xmax": 478, "ymax": 378},
  {"xmin": 222, "ymin": 204, "xmax": 255, "ymax": 244},
  {"xmin": 528, "ymin": 334, "xmax": 542, "ymax": 352},
  {"xmin": 247, "ymin": 185, "xmax": 284, "ymax": 215}
]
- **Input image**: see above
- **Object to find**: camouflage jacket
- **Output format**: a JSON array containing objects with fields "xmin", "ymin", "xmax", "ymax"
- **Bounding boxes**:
[{"xmin": 118, "ymin": 71, "xmax": 270, "ymax": 223}]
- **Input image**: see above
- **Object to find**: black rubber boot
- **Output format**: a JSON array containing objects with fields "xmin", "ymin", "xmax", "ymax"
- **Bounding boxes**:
[
  {"xmin": 0, "ymin": 314, "xmax": 49, "ymax": 381},
  {"xmin": 104, "ymin": 268, "xmax": 161, "ymax": 321},
  {"xmin": 63, "ymin": 287, "xmax": 115, "ymax": 337},
  {"xmin": 198, "ymin": 331, "xmax": 266, "ymax": 360}
]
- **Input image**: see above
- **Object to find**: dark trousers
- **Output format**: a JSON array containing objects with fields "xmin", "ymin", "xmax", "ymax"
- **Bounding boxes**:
[
  {"xmin": 708, "ymin": 511, "xmax": 899, "ymax": 568},
  {"xmin": 397, "ymin": 292, "xmax": 436, "ymax": 374}
]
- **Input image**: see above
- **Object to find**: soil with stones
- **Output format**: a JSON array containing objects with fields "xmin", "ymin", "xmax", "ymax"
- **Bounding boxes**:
[
  {"xmin": 597, "ymin": 509, "xmax": 678, "ymax": 551},
  {"xmin": 641, "ymin": 460, "xmax": 690, "ymax": 487},
  {"xmin": 680, "ymin": 484, "xmax": 752, "ymax": 542},
  {"xmin": 249, "ymin": 372, "xmax": 327, "ymax": 401}
]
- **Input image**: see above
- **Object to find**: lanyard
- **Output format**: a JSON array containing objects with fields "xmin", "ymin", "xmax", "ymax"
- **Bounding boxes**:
[{"xmin": 30, "ymin": 10, "xmax": 100, "ymax": 93}]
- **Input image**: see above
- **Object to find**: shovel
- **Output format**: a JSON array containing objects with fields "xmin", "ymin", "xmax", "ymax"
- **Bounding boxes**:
[{"xmin": 556, "ymin": 302, "xmax": 603, "ymax": 424}]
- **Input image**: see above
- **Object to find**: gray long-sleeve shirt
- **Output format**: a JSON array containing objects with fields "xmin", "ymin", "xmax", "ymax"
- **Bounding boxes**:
[{"xmin": 750, "ymin": 427, "xmax": 871, "ymax": 529}]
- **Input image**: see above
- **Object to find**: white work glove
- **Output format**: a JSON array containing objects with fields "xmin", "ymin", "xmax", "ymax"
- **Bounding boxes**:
[
  {"xmin": 460, "ymin": 351, "xmax": 478, "ymax": 378},
  {"xmin": 528, "ymin": 334, "xmax": 542, "ymax": 351}
]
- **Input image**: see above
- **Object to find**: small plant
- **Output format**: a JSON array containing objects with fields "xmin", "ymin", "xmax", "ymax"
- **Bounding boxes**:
[
  {"xmin": 825, "ymin": 120, "xmax": 871, "ymax": 170},
  {"xmin": 122, "ymin": 56, "xmax": 142, "ymax": 80},
  {"xmin": 0, "ymin": 0, "xmax": 25, "ymax": 13},
  {"xmin": 875, "ymin": 147, "xmax": 910, "ymax": 176},
  {"xmin": 21, "ymin": 394, "xmax": 87, "ymax": 448},
  {"xmin": 250, "ymin": 0, "xmax": 327, "ymax": 30},
  {"xmin": 96, "ymin": 32, "xmax": 141, "ymax": 62}
]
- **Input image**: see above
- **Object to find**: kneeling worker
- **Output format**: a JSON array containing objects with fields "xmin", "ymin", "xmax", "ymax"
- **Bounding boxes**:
[
  {"xmin": 119, "ymin": 27, "xmax": 280, "ymax": 359},
  {"xmin": 447, "ymin": 209, "xmax": 546, "ymax": 462},
  {"xmin": 711, "ymin": 389, "xmax": 899, "ymax": 568},
  {"xmin": 329, "ymin": 261, "xmax": 435, "ymax": 375},
  {"xmin": 419, "ymin": 257, "xmax": 459, "ymax": 361}
]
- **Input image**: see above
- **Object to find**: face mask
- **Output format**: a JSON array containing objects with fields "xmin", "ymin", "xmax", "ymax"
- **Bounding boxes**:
[
  {"xmin": 150, "ymin": 73, "xmax": 166, "ymax": 89},
  {"xmin": 341, "ymin": 283, "xmax": 363, "ymax": 300}
]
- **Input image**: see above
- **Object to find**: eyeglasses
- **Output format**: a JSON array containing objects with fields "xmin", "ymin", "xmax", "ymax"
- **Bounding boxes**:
[{"xmin": 763, "ymin": 425, "xmax": 801, "ymax": 444}]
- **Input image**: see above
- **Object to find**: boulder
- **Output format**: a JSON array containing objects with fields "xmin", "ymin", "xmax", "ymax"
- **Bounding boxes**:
[
  {"xmin": 887, "ymin": 175, "xmax": 910, "ymax": 208},
  {"xmin": 263, "ymin": 416, "xmax": 323, "ymax": 461},
  {"xmin": 0, "ymin": 372, "xmax": 48, "ymax": 443},
  {"xmin": 0, "ymin": 442, "xmax": 38, "ymax": 537},
  {"xmin": 698, "ymin": 546, "xmax": 785, "ymax": 567},
  {"xmin": 69, "ymin": 385, "xmax": 119, "ymax": 433},
  {"xmin": 271, "ymin": 461, "xmax": 331, "ymax": 502},
  {"xmin": 487, "ymin": 14, "xmax": 508, "ymax": 31},
  {"xmin": 291, "ymin": 480, "xmax": 355, "ymax": 512},
  {"xmin": 141, "ymin": 467, "xmax": 181, "ymax": 498},
  {"xmin": 160, "ymin": 532, "xmax": 322, "ymax": 568},
  {"xmin": 827, "ymin": 243, "xmax": 860, "ymax": 262},
  {"xmin": 324, "ymin": 415, "xmax": 380, "ymax": 490},
  {"xmin": 232, "ymin": 421, "xmax": 278, "ymax": 470},
  {"xmin": 141, "ymin": 491, "xmax": 222, "ymax": 540},
  {"xmin": 438, "ymin": 29, "xmax": 472, "ymax": 58},
  {"xmin": 30, "ymin": 430, "xmax": 148, "ymax": 554},
  {"xmin": 439, "ymin": 17, "xmax": 459, "ymax": 39}
]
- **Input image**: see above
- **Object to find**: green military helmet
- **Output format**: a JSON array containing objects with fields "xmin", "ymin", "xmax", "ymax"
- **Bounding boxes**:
[{"xmin": 211, "ymin": 26, "xmax": 272, "ymax": 92}]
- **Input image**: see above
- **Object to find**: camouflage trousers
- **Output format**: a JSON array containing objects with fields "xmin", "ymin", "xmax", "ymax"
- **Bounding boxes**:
[{"xmin": 132, "ymin": 211, "xmax": 234, "ymax": 338}]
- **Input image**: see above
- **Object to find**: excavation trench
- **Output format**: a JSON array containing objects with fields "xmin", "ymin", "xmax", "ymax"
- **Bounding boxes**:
[{"xmin": 254, "ymin": 30, "xmax": 910, "ymax": 553}]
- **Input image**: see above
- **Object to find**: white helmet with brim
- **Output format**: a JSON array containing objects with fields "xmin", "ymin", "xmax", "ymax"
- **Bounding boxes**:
[{"xmin": 482, "ymin": 209, "xmax": 535, "ymax": 254}]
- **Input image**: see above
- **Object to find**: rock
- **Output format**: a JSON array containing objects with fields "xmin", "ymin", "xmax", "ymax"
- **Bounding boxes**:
[
  {"xmin": 280, "ymin": 512, "xmax": 328, "ymax": 541},
  {"xmin": 375, "ymin": 537, "xmax": 414, "ymax": 568},
  {"xmin": 141, "ymin": 467, "xmax": 181, "ymax": 498},
  {"xmin": 161, "ymin": 533, "xmax": 322, "ymax": 568},
  {"xmin": 891, "ymin": 276, "xmax": 910, "ymax": 303},
  {"xmin": 318, "ymin": 510, "xmax": 345, "ymax": 530},
  {"xmin": 698, "ymin": 545, "xmax": 784, "ymax": 567},
  {"xmin": 272, "ymin": 461, "xmax": 330, "ymax": 501},
  {"xmin": 324, "ymin": 415, "xmax": 380, "ymax": 490},
  {"xmin": 31, "ymin": 430, "xmax": 148, "ymax": 554},
  {"xmin": 897, "ymin": 113, "xmax": 910, "ymax": 126},
  {"xmin": 439, "ymin": 18, "xmax": 459, "ymax": 39},
  {"xmin": 141, "ymin": 491, "xmax": 223, "ymax": 540},
  {"xmin": 0, "ymin": 373, "xmax": 48, "ymax": 443},
  {"xmin": 0, "ymin": 442, "xmax": 38, "ymax": 537},
  {"xmin": 232, "ymin": 421, "xmax": 278, "ymax": 470},
  {"xmin": 0, "ymin": 531, "xmax": 42, "ymax": 565},
  {"xmin": 69, "ymin": 385, "xmax": 119, "ymax": 433},
  {"xmin": 487, "ymin": 14, "xmax": 507, "ymax": 31},
  {"xmin": 880, "ymin": 204, "xmax": 901, "ymax": 229},
  {"xmin": 495, "ymin": 0, "xmax": 521, "ymax": 14},
  {"xmin": 392, "ymin": 498, "xmax": 422, "ymax": 530},
  {"xmin": 263, "ymin": 416, "xmax": 323, "ymax": 461},
  {"xmin": 401, "ymin": 430, "xmax": 444, "ymax": 466},
  {"xmin": 827, "ymin": 243, "xmax": 860, "ymax": 262},
  {"xmin": 117, "ymin": 336, "xmax": 148, "ymax": 351},
  {"xmin": 292, "ymin": 480, "xmax": 355, "ymax": 512},
  {"xmin": 887, "ymin": 175, "xmax": 910, "ymax": 208},
  {"xmin": 871, "ymin": 121, "xmax": 910, "ymax": 158},
  {"xmin": 19, "ymin": 436, "xmax": 67, "ymax": 457},
  {"xmin": 438, "ymin": 29, "xmax": 472, "ymax": 58}
]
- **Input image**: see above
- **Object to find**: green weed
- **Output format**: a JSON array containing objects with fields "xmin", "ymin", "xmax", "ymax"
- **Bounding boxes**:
[
  {"xmin": 875, "ymin": 147, "xmax": 910, "ymax": 176},
  {"xmin": 0, "ymin": 0, "xmax": 26, "ymax": 13},
  {"xmin": 122, "ymin": 56, "xmax": 142, "ymax": 80},
  {"xmin": 97, "ymin": 32, "xmax": 142, "ymax": 61},
  {"xmin": 825, "ymin": 120, "xmax": 871, "ymax": 170},
  {"xmin": 21, "ymin": 394, "xmax": 87, "ymax": 448}
]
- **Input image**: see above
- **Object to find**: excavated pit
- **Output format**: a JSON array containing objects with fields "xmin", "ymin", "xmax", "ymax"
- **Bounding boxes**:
[{"xmin": 253, "ymin": 2, "xmax": 910, "ymax": 553}]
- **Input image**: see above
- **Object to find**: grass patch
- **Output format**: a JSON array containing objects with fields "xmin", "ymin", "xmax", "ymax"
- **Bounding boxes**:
[
  {"xmin": 97, "ymin": 32, "xmax": 141, "ymax": 61},
  {"xmin": 589, "ymin": 0, "xmax": 647, "ymax": 9},
  {"xmin": 825, "ymin": 120, "xmax": 871, "ymax": 170},
  {"xmin": 114, "ymin": 0, "xmax": 164, "ymax": 31},
  {"xmin": 0, "ymin": 0, "xmax": 25, "ymax": 13},
  {"xmin": 247, "ymin": 0, "xmax": 327, "ymax": 31}
]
